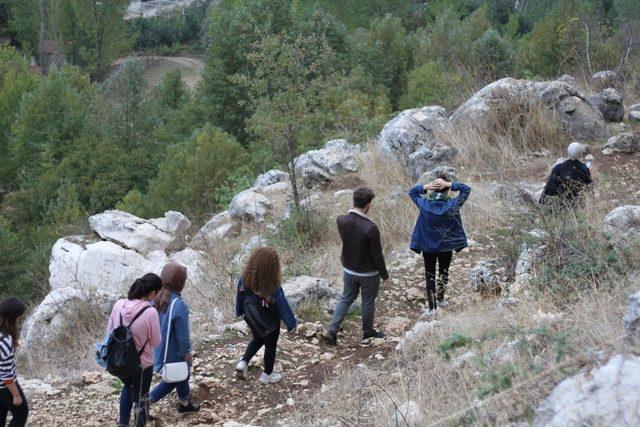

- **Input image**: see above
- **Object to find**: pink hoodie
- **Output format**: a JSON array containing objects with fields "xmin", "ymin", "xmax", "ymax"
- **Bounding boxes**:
[{"xmin": 107, "ymin": 299, "xmax": 162, "ymax": 368}]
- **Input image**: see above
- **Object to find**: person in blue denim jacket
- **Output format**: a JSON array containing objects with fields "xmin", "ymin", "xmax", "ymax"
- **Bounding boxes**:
[
  {"xmin": 235, "ymin": 247, "xmax": 297, "ymax": 385},
  {"xmin": 148, "ymin": 263, "xmax": 200, "ymax": 414},
  {"xmin": 409, "ymin": 172, "xmax": 471, "ymax": 320}
]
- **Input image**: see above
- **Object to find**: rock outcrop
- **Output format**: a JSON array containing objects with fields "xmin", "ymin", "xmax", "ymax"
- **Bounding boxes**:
[
  {"xmin": 602, "ymin": 132, "xmax": 640, "ymax": 155},
  {"xmin": 253, "ymin": 169, "xmax": 289, "ymax": 188},
  {"xmin": 534, "ymin": 355, "xmax": 640, "ymax": 427},
  {"xmin": 378, "ymin": 106, "xmax": 456, "ymax": 180},
  {"xmin": 293, "ymin": 139, "xmax": 360, "ymax": 187},
  {"xmin": 603, "ymin": 205, "xmax": 640, "ymax": 246},
  {"xmin": 469, "ymin": 258, "xmax": 506, "ymax": 293},
  {"xmin": 21, "ymin": 287, "xmax": 117, "ymax": 369},
  {"xmin": 189, "ymin": 211, "xmax": 240, "ymax": 250},
  {"xmin": 281, "ymin": 276, "xmax": 340, "ymax": 312},
  {"xmin": 229, "ymin": 189, "xmax": 272, "ymax": 223},
  {"xmin": 591, "ymin": 87, "xmax": 624, "ymax": 122},
  {"xmin": 89, "ymin": 210, "xmax": 190, "ymax": 255},
  {"xmin": 451, "ymin": 78, "xmax": 609, "ymax": 141},
  {"xmin": 591, "ymin": 70, "xmax": 618, "ymax": 88},
  {"xmin": 624, "ymin": 289, "xmax": 640, "ymax": 344}
]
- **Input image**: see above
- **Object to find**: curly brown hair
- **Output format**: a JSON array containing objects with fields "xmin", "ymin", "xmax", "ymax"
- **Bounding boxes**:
[{"xmin": 242, "ymin": 247, "xmax": 282, "ymax": 297}]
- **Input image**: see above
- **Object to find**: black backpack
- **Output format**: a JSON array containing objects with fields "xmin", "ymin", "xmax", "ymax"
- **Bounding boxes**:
[
  {"xmin": 105, "ymin": 306, "xmax": 150, "ymax": 381},
  {"xmin": 242, "ymin": 290, "xmax": 280, "ymax": 338}
]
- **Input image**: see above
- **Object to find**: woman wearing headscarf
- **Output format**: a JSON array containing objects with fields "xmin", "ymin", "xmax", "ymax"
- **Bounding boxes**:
[{"xmin": 148, "ymin": 263, "xmax": 200, "ymax": 414}]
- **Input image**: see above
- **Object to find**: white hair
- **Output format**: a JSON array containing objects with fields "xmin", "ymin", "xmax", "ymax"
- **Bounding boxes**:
[{"xmin": 567, "ymin": 142, "xmax": 585, "ymax": 160}]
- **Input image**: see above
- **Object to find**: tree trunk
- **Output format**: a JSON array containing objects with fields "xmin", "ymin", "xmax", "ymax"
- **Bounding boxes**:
[
  {"xmin": 38, "ymin": 0, "xmax": 47, "ymax": 74},
  {"xmin": 285, "ymin": 126, "xmax": 300, "ymax": 211}
]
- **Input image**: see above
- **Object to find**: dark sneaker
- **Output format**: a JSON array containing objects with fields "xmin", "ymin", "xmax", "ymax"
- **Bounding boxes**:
[
  {"xmin": 178, "ymin": 401, "xmax": 200, "ymax": 413},
  {"xmin": 363, "ymin": 330, "xmax": 385, "ymax": 340},
  {"xmin": 323, "ymin": 331, "xmax": 338, "ymax": 346}
]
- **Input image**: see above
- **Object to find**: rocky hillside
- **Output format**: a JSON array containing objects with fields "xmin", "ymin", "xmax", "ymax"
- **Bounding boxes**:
[{"xmin": 16, "ymin": 73, "xmax": 640, "ymax": 426}]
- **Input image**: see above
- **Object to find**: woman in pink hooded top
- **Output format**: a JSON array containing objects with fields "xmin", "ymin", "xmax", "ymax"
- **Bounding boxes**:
[{"xmin": 107, "ymin": 273, "xmax": 162, "ymax": 427}]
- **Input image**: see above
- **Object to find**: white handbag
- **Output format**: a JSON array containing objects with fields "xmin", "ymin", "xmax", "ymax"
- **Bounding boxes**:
[{"xmin": 160, "ymin": 298, "xmax": 190, "ymax": 383}]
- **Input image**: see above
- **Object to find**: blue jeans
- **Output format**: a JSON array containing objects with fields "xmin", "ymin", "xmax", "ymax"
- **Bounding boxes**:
[
  {"xmin": 120, "ymin": 366, "xmax": 153, "ymax": 427},
  {"xmin": 328, "ymin": 272, "xmax": 381, "ymax": 336},
  {"xmin": 149, "ymin": 374, "xmax": 190, "ymax": 403}
]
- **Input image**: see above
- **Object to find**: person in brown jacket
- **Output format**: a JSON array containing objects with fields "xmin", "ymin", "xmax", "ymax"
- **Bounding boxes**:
[{"xmin": 326, "ymin": 187, "xmax": 389, "ymax": 345}]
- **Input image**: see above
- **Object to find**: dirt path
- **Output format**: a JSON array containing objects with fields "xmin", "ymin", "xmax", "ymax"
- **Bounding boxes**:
[
  {"xmin": 113, "ymin": 56, "xmax": 205, "ymax": 89},
  {"xmin": 26, "ymin": 244, "xmax": 488, "ymax": 426}
]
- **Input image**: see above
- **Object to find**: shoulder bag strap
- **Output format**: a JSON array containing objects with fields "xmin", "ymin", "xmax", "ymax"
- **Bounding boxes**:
[{"xmin": 162, "ymin": 298, "xmax": 179, "ymax": 366}]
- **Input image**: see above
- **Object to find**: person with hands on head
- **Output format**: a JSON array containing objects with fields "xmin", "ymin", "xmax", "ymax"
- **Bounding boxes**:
[
  {"xmin": 235, "ymin": 247, "xmax": 297, "ymax": 385},
  {"xmin": 409, "ymin": 172, "xmax": 471, "ymax": 320},
  {"xmin": 326, "ymin": 187, "xmax": 389, "ymax": 346},
  {"xmin": 148, "ymin": 263, "xmax": 200, "ymax": 414},
  {"xmin": 0, "ymin": 298, "xmax": 27, "ymax": 427}
]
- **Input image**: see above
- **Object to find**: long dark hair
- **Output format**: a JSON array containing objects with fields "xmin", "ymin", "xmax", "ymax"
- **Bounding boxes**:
[
  {"xmin": 128, "ymin": 273, "xmax": 163, "ymax": 300},
  {"xmin": 0, "ymin": 298, "xmax": 26, "ymax": 346}
]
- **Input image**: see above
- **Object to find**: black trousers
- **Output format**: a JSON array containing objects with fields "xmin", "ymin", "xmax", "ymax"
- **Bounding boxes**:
[
  {"xmin": 0, "ymin": 383, "xmax": 28, "ymax": 427},
  {"xmin": 423, "ymin": 251, "xmax": 453, "ymax": 310},
  {"xmin": 242, "ymin": 328, "xmax": 280, "ymax": 375}
]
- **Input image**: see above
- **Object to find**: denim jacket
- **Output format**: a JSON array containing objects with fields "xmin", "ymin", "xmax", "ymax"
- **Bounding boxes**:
[
  {"xmin": 235, "ymin": 278, "xmax": 297, "ymax": 331},
  {"xmin": 153, "ymin": 291, "xmax": 191, "ymax": 373},
  {"xmin": 409, "ymin": 182, "xmax": 471, "ymax": 254}
]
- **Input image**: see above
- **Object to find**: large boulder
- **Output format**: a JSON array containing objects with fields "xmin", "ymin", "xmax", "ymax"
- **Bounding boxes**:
[
  {"xmin": 630, "ymin": 111, "xmax": 640, "ymax": 122},
  {"xmin": 602, "ymin": 132, "xmax": 640, "ymax": 155},
  {"xmin": 253, "ymin": 169, "xmax": 289, "ymax": 188},
  {"xmin": 21, "ymin": 287, "xmax": 117, "ymax": 371},
  {"xmin": 229, "ymin": 189, "xmax": 272, "ymax": 223},
  {"xmin": 89, "ymin": 210, "xmax": 188, "ymax": 255},
  {"xmin": 591, "ymin": 70, "xmax": 618, "ymax": 89},
  {"xmin": 624, "ymin": 289, "xmax": 640, "ymax": 344},
  {"xmin": 281, "ymin": 276, "xmax": 340, "ymax": 312},
  {"xmin": 591, "ymin": 88, "xmax": 624, "ymax": 122},
  {"xmin": 49, "ymin": 237, "xmax": 163, "ymax": 295},
  {"xmin": 603, "ymin": 205, "xmax": 640, "ymax": 246},
  {"xmin": 534, "ymin": 355, "xmax": 640, "ymax": 426},
  {"xmin": 451, "ymin": 78, "xmax": 609, "ymax": 141},
  {"xmin": 189, "ymin": 211, "xmax": 240, "ymax": 250},
  {"xmin": 469, "ymin": 258, "xmax": 506, "ymax": 294},
  {"xmin": 378, "ymin": 106, "xmax": 456, "ymax": 180},
  {"xmin": 293, "ymin": 139, "xmax": 360, "ymax": 187}
]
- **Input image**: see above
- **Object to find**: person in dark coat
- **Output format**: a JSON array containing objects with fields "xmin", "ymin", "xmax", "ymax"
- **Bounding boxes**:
[
  {"xmin": 540, "ymin": 142, "xmax": 592, "ymax": 205},
  {"xmin": 325, "ymin": 187, "xmax": 389, "ymax": 346},
  {"xmin": 409, "ymin": 173, "xmax": 471, "ymax": 320}
]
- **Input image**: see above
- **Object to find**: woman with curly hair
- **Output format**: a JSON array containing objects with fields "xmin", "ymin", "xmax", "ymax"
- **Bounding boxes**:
[
  {"xmin": 0, "ymin": 298, "xmax": 28, "ymax": 427},
  {"xmin": 235, "ymin": 247, "xmax": 297, "ymax": 385}
]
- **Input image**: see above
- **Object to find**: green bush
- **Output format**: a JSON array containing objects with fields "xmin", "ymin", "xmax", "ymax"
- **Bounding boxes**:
[
  {"xmin": 268, "ymin": 208, "xmax": 330, "ymax": 254},
  {"xmin": 399, "ymin": 61, "xmax": 468, "ymax": 110}
]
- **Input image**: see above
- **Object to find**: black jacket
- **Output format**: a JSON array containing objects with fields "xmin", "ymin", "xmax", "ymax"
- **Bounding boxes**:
[
  {"xmin": 336, "ymin": 211, "xmax": 389, "ymax": 280},
  {"xmin": 540, "ymin": 159, "xmax": 592, "ymax": 204}
]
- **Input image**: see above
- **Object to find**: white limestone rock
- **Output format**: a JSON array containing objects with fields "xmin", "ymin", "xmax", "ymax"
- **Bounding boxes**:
[
  {"xmin": 229, "ymin": 189, "xmax": 272, "ymax": 223},
  {"xmin": 451, "ymin": 77, "xmax": 609, "ymax": 141},
  {"xmin": 281, "ymin": 276, "xmax": 340, "ymax": 312},
  {"xmin": 603, "ymin": 205, "xmax": 640, "ymax": 246},
  {"xmin": 378, "ymin": 106, "xmax": 455, "ymax": 179},
  {"xmin": 534, "ymin": 355, "xmax": 640, "ymax": 427},
  {"xmin": 253, "ymin": 169, "xmax": 289, "ymax": 188},
  {"xmin": 624, "ymin": 289, "xmax": 640, "ymax": 343},
  {"xmin": 189, "ymin": 211, "xmax": 240, "ymax": 250},
  {"xmin": 89, "ymin": 210, "xmax": 186, "ymax": 255},
  {"xmin": 293, "ymin": 139, "xmax": 360, "ymax": 187}
]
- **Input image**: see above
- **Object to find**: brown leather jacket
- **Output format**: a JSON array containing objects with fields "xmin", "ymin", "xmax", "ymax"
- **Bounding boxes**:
[{"xmin": 336, "ymin": 211, "xmax": 389, "ymax": 280}]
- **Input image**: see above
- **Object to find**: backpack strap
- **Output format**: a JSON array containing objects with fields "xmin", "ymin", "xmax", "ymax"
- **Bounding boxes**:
[{"xmin": 129, "ymin": 305, "xmax": 151, "ymax": 328}]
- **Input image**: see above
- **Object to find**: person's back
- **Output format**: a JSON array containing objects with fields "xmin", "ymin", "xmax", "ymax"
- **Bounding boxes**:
[
  {"xmin": 336, "ymin": 211, "xmax": 388, "ymax": 279},
  {"xmin": 541, "ymin": 142, "xmax": 592, "ymax": 205}
]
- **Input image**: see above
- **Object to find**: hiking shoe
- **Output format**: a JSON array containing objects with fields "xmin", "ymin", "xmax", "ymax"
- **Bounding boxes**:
[
  {"xmin": 437, "ymin": 299, "xmax": 449, "ymax": 309},
  {"xmin": 421, "ymin": 308, "xmax": 437, "ymax": 321},
  {"xmin": 323, "ymin": 331, "xmax": 338, "ymax": 346},
  {"xmin": 260, "ymin": 371, "xmax": 283, "ymax": 384},
  {"xmin": 177, "ymin": 401, "xmax": 200, "ymax": 413},
  {"xmin": 363, "ymin": 330, "xmax": 385, "ymax": 340},
  {"xmin": 235, "ymin": 359, "xmax": 248, "ymax": 381}
]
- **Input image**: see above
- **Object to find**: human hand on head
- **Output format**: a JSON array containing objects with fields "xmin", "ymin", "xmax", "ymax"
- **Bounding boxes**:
[
  {"xmin": 424, "ymin": 182, "xmax": 439, "ymax": 191},
  {"xmin": 433, "ymin": 178, "xmax": 451, "ymax": 190}
]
